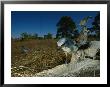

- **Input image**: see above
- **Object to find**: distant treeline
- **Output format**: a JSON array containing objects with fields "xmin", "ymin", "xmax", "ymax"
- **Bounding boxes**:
[
  {"xmin": 12, "ymin": 32, "xmax": 54, "ymax": 41},
  {"xmin": 12, "ymin": 32, "xmax": 99, "ymax": 41}
]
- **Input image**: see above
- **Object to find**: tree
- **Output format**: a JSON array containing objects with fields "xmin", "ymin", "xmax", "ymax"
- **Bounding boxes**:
[
  {"xmin": 72, "ymin": 29, "xmax": 79, "ymax": 39},
  {"xmin": 20, "ymin": 32, "xmax": 29, "ymax": 40},
  {"xmin": 38, "ymin": 37, "xmax": 43, "ymax": 40},
  {"xmin": 92, "ymin": 13, "xmax": 100, "ymax": 39},
  {"xmin": 32, "ymin": 33, "xmax": 38, "ymax": 39},
  {"xmin": 34, "ymin": 33, "xmax": 38, "ymax": 38},
  {"xmin": 88, "ymin": 13, "xmax": 100, "ymax": 40},
  {"xmin": 56, "ymin": 16, "xmax": 76, "ymax": 39},
  {"xmin": 20, "ymin": 32, "xmax": 39, "ymax": 40},
  {"xmin": 44, "ymin": 33, "xmax": 52, "ymax": 39}
]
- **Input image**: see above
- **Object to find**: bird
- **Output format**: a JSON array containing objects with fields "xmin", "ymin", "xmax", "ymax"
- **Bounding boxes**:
[
  {"xmin": 57, "ymin": 16, "xmax": 98, "ymax": 63},
  {"xmin": 57, "ymin": 16, "xmax": 93, "ymax": 64}
]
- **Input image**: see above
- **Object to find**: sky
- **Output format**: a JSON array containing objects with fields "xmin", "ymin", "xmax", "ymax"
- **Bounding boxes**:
[{"xmin": 11, "ymin": 11, "xmax": 99, "ymax": 38}]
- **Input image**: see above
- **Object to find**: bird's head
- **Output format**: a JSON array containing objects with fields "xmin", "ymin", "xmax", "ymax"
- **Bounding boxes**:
[
  {"xmin": 57, "ymin": 38, "xmax": 78, "ymax": 54},
  {"xmin": 57, "ymin": 38, "xmax": 72, "ymax": 57},
  {"xmin": 57, "ymin": 38, "xmax": 68, "ymax": 51}
]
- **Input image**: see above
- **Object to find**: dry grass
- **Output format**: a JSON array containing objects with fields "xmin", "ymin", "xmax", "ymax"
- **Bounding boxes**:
[{"xmin": 11, "ymin": 39, "xmax": 71, "ymax": 77}]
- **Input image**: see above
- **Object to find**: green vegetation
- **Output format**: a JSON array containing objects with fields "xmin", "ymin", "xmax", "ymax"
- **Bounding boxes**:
[
  {"xmin": 92, "ymin": 13, "xmax": 100, "ymax": 39},
  {"xmin": 44, "ymin": 33, "xmax": 53, "ymax": 39},
  {"xmin": 56, "ymin": 16, "xmax": 76, "ymax": 39}
]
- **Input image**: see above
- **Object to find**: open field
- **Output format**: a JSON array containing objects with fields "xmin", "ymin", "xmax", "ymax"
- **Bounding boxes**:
[{"xmin": 11, "ymin": 39, "xmax": 72, "ymax": 77}]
